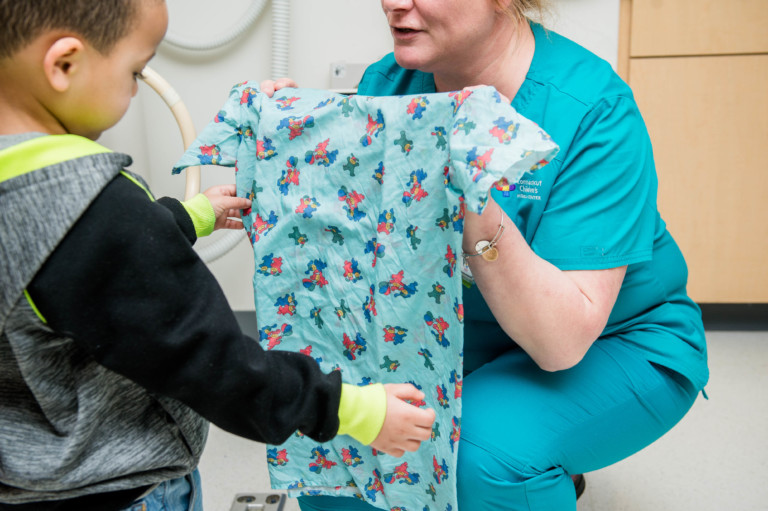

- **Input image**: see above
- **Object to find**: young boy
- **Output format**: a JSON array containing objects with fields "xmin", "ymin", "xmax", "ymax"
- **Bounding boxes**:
[{"xmin": 0, "ymin": 1, "xmax": 435, "ymax": 509}]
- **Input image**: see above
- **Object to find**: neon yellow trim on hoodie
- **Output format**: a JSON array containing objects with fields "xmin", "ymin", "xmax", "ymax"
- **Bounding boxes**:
[
  {"xmin": 119, "ymin": 171, "xmax": 154, "ymax": 201},
  {"xmin": 23, "ymin": 290, "xmax": 47, "ymax": 324},
  {"xmin": 181, "ymin": 193, "xmax": 216, "ymax": 237},
  {"xmin": 336, "ymin": 383, "xmax": 387, "ymax": 445},
  {"xmin": 0, "ymin": 135, "xmax": 111, "ymax": 183}
]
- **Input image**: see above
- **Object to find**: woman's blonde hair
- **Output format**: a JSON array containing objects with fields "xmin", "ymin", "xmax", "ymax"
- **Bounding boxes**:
[{"xmin": 496, "ymin": 0, "xmax": 550, "ymax": 24}]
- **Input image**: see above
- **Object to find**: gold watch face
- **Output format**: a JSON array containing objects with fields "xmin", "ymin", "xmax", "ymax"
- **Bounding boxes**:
[{"xmin": 481, "ymin": 247, "xmax": 499, "ymax": 261}]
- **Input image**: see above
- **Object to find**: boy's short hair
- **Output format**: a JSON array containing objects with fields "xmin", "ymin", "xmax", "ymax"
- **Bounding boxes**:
[{"xmin": 0, "ymin": 0, "xmax": 154, "ymax": 60}]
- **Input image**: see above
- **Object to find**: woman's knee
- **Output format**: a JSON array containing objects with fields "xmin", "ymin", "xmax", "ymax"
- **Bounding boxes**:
[
  {"xmin": 457, "ymin": 439, "xmax": 576, "ymax": 511},
  {"xmin": 457, "ymin": 438, "xmax": 528, "ymax": 491}
]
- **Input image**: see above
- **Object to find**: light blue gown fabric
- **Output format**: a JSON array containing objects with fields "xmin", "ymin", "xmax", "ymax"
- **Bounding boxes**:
[
  {"xmin": 345, "ymin": 22, "xmax": 708, "ymax": 511},
  {"xmin": 173, "ymin": 83, "xmax": 558, "ymax": 510}
]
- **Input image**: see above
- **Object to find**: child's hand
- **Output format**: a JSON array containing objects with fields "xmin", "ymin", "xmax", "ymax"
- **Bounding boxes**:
[
  {"xmin": 202, "ymin": 185, "xmax": 251, "ymax": 231},
  {"xmin": 370, "ymin": 384, "xmax": 436, "ymax": 458},
  {"xmin": 260, "ymin": 77, "xmax": 298, "ymax": 97}
]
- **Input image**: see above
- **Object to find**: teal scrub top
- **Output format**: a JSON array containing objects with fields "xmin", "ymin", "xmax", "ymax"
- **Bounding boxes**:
[{"xmin": 358, "ymin": 23, "xmax": 708, "ymax": 391}]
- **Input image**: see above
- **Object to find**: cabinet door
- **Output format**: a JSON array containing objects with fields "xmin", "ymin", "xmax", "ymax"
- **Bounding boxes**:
[
  {"xmin": 630, "ymin": 0, "xmax": 768, "ymax": 57},
  {"xmin": 630, "ymin": 55, "xmax": 768, "ymax": 302}
]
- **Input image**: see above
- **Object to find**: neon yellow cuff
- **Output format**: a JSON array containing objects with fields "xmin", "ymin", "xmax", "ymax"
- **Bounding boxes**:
[
  {"xmin": 181, "ymin": 193, "xmax": 215, "ymax": 238},
  {"xmin": 336, "ymin": 383, "xmax": 387, "ymax": 445}
]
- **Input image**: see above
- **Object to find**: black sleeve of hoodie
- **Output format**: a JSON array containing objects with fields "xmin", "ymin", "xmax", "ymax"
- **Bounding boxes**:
[
  {"xmin": 28, "ymin": 174, "xmax": 341, "ymax": 444},
  {"xmin": 156, "ymin": 195, "xmax": 197, "ymax": 243}
]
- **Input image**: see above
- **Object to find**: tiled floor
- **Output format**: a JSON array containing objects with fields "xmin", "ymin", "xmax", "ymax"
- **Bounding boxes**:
[{"xmin": 199, "ymin": 330, "xmax": 768, "ymax": 511}]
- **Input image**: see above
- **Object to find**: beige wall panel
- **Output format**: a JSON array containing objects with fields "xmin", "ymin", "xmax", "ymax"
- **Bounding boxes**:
[
  {"xmin": 617, "ymin": 0, "xmax": 632, "ymax": 80},
  {"xmin": 630, "ymin": 0, "xmax": 768, "ymax": 57},
  {"xmin": 630, "ymin": 55, "xmax": 768, "ymax": 302}
]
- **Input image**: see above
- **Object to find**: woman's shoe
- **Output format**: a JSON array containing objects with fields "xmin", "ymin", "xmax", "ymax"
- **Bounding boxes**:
[{"xmin": 572, "ymin": 474, "xmax": 586, "ymax": 499}]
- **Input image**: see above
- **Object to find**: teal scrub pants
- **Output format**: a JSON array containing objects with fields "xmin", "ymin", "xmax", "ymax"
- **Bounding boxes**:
[{"xmin": 298, "ymin": 337, "xmax": 698, "ymax": 511}]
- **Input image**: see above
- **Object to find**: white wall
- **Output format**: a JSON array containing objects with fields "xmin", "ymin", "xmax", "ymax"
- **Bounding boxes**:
[{"xmin": 99, "ymin": 0, "xmax": 619, "ymax": 310}]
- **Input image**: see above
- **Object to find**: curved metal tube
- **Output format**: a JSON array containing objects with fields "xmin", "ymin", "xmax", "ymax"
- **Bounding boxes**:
[{"xmin": 139, "ymin": 66, "xmax": 201, "ymax": 201}]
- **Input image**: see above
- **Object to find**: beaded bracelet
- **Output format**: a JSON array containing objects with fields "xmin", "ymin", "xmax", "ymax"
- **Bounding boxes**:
[{"xmin": 462, "ymin": 211, "xmax": 505, "ymax": 262}]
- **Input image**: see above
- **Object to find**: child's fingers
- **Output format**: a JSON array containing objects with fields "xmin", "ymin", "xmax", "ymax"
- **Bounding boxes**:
[
  {"xmin": 218, "ymin": 184, "xmax": 237, "ymax": 196},
  {"xmin": 402, "ymin": 438, "xmax": 425, "ymax": 452},
  {"xmin": 217, "ymin": 197, "xmax": 251, "ymax": 211},
  {"xmin": 412, "ymin": 420, "xmax": 434, "ymax": 441},
  {"xmin": 408, "ymin": 415, "xmax": 435, "ymax": 441},
  {"xmin": 387, "ymin": 382, "xmax": 425, "ymax": 402},
  {"xmin": 385, "ymin": 383, "xmax": 436, "ymax": 427},
  {"xmin": 419, "ymin": 407, "xmax": 436, "ymax": 428},
  {"xmin": 223, "ymin": 218, "xmax": 245, "ymax": 230},
  {"xmin": 380, "ymin": 432, "xmax": 427, "ymax": 456},
  {"xmin": 385, "ymin": 448, "xmax": 405, "ymax": 458},
  {"xmin": 204, "ymin": 184, "xmax": 236, "ymax": 196},
  {"xmin": 404, "ymin": 410, "xmax": 436, "ymax": 434},
  {"xmin": 370, "ymin": 385, "xmax": 437, "ymax": 456}
]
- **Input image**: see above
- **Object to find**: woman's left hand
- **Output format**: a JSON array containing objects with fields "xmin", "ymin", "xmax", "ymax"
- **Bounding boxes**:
[{"xmin": 259, "ymin": 77, "xmax": 299, "ymax": 97}]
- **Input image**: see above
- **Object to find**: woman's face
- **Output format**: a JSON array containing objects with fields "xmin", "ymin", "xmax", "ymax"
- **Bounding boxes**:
[{"xmin": 381, "ymin": 0, "xmax": 502, "ymax": 74}]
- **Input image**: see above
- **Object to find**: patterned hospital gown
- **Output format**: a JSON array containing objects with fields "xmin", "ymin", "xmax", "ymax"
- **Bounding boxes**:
[{"xmin": 173, "ymin": 83, "xmax": 558, "ymax": 511}]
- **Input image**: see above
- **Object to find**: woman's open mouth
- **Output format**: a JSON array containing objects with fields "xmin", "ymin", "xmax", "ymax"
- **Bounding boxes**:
[{"xmin": 392, "ymin": 26, "xmax": 421, "ymax": 40}]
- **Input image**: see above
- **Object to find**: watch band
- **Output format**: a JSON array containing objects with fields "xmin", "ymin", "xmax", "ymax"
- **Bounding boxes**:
[{"xmin": 462, "ymin": 211, "xmax": 505, "ymax": 263}]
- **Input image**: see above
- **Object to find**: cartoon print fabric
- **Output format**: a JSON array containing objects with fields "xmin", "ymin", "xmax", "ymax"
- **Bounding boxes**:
[{"xmin": 173, "ymin": 83, "xmax": 558, "ymax": 511}]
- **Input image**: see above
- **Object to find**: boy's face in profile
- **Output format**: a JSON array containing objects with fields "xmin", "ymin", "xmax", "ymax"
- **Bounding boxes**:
[{"xmin": 68, "ymin": 0, "xmax": 168, "ymax": 139}]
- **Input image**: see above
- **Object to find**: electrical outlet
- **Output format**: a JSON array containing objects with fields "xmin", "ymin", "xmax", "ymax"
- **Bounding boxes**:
[
  {"xmin": 329, "ymin": 61, "xmax": 368, "ymax": 93},
  {"xmin": 229, "ymin": 492, "xmax": 286, "ymax": 511}
]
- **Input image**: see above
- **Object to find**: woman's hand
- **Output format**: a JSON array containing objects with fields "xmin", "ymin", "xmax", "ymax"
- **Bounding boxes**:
[
  {"xmin": 259, "ymin": 77, "xmax": 299, "ymax": 98},
  {"xmin": 202, "ymin": 184, "xmax": 251, "ymax": 231}
]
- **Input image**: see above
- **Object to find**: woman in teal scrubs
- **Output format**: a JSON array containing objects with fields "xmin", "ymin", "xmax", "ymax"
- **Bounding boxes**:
[{"xmin": 296, "ymin": 0, "xmax": 708, "ymax": 510}]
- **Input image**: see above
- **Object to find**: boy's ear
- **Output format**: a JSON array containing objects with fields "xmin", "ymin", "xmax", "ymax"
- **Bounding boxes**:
[{"xmin": 43, "ymin": 37, "xmax": 86, "ymax": 92}]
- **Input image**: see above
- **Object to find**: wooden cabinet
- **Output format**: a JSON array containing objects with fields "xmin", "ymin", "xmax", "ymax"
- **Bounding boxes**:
[
  {"xmin": 627, "ymin": 1, "xmax": 768, "ymax": 57},
  {"xmin": 619, "ymin": 0, "xmax": 768, "ymax": 303}
]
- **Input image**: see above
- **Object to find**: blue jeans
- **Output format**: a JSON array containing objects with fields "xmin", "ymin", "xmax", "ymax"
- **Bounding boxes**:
[
  {"xmin": 123, "ymin": 469, "xmax": 203, "ymax": 511},
  {"xmin": 299, "ymin": 339, "xmax": 699, "ymax": 511}
]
